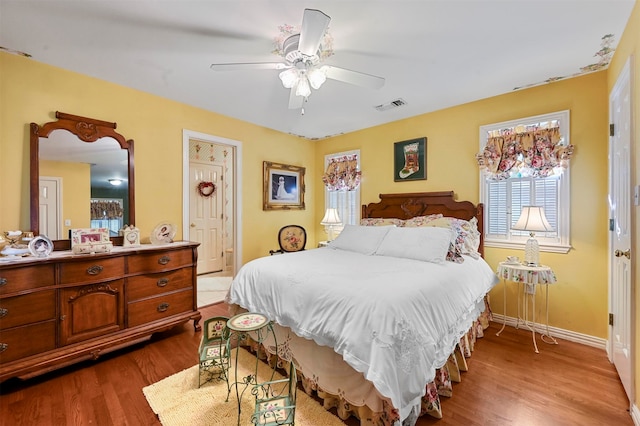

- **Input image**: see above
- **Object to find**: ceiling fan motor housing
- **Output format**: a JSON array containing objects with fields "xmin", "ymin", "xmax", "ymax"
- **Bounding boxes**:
[{"xmin": 283, "ymin": 34, "xmax": 320, "ymax": 66}]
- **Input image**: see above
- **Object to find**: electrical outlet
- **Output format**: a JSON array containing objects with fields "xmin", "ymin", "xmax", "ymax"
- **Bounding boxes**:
[{"xmin": 65, "ymin": 219, "xmax": 71, "ymax": 226}]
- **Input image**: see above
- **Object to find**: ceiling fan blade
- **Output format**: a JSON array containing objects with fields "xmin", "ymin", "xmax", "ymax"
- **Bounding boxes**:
[
  {"xmin": 322, "ymin": 65, "xmax": 385, "ymax": 89},
  {"xmin": 298, "ymin": 9, "xmax": 331, "ymax": 57},
  {"xmin": 210, "ymin": 62, "xmax": 289, "ymax": 71},
  {"xmin": 288, "ymin": 87, "xmax": 304, "ymax": 109}
]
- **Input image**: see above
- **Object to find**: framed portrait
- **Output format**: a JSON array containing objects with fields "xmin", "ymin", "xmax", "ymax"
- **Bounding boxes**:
[
  {"xmin": 394, "ymin": 137, "xmax": 427, "ymax": 182},
  {"xmin": 263, "ymin": 161, "xmax": 305, "ymax": 210}
]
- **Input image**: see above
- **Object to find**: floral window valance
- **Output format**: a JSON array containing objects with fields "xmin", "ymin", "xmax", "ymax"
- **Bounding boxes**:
[
  {"xmin": 476, "ymin": 126, "xmax": 574, "ymax": 180},
  {"xmin": 322, "ymin": 154, "xmax": 361, "ymax": 191},
  {"xmin": 91, "ymin": 200, "xmax": 123, "ymax": 220}
]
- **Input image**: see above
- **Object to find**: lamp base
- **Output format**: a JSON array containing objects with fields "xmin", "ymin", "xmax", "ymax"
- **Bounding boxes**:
[{"xmin": 523, "ymin": 237, "xmax": 539, "ymax": 267}]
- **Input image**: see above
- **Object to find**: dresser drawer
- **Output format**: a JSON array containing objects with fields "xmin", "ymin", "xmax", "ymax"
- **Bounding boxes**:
[
  {"xmin": 0, "ymin": 321, "xmax": 56, "ymax": 364},
  {"xmin": 126, "ymin": 268, "xmax": 192, "ymax": 301},
  {"xmin": 59, "ymin": 257, "xmax": 125, "ymax": 285},
  {"xmin": 127, "ymin": 248, "xmax": 193, "ymax": 274},
  {"xmin": 127, "ymin": 289, "xmax": 193, "ymax": 327},
  {"xmin": 0, "ymin": 290, "xmax": 56, "ymax": 330},
  {"xmin": 0, "ymin": 264, "xmax": 55, "ymax": 295}
]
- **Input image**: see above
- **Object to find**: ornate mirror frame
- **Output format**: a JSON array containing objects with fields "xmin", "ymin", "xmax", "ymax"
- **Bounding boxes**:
[{"xmin": 30, "ymin": 111, "xmax": 135, "ymax": 248}]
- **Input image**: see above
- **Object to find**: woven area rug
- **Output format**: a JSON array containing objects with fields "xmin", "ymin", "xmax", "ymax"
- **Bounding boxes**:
[{"xmin": 143, "ymin": 348, "xmax": 345, "ymax": 425}]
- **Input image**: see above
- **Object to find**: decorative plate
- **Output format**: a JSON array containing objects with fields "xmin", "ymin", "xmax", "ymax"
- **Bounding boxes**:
[
  {"xmin": 150, "ymin": 222, "xmax": 176, "ymax": 245},
  {"xmin": 28, "ymin": 235, "xmax": 53, "ymax": 258}
]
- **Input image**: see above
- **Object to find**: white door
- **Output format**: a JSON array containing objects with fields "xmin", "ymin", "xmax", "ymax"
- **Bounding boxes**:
[
  {"xmin": 608, "ymin": 57, "xmax": 633, "ymax": 401},
  {"xmin": 189, "ymin": 163, "xmax": 224, "ymax": 274},
  {"xmin": 39, "ymin": 177, "xmax": 61, "ymax": 240}
]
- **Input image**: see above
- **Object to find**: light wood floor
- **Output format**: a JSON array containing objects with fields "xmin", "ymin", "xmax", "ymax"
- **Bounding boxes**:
[{"xmin": 0, "ymin": 302, "xmax": 633, "ymax": 426}]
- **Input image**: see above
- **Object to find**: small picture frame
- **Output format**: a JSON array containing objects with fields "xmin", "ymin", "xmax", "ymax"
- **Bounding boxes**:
[
  {"xmin": 71, "ymin": 228, "xmax": 111, "ymax": 246},
  {"xmin": 263, "ymin": 161, "xmax": 305, "ymax": 210},
  {"xmin": 28, "ymin": 235, "xmax": 53, "ymax": 258},
  {"xmin": 394, "ymin": 137, "xmax": 427, "ymax": 182}
]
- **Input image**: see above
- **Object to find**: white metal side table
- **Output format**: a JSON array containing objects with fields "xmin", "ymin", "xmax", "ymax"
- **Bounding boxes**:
[{"xmin": 496, "ymin": 262, "xmax": 558, "ymax": 353}]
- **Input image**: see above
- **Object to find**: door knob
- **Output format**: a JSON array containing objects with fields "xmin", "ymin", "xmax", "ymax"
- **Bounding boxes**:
[
  {"xmin": 190, "ymin": 223, "xmax": 196, "ymax": 228},
  {"xmin": 615, "ymin": 249, "xmax": 631, "ymax": 259}
]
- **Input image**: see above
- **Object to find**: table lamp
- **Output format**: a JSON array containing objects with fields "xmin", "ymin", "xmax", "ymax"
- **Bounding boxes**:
[
  {"xmin": 511, "ymin": 206, "xmax": 553, "ymax": 266},
  {"xmin": 320, "ymin": 208, "xmax": 342, "ymax": 241}
]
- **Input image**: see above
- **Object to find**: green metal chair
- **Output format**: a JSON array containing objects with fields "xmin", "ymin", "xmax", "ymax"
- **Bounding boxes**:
[
  {"xmin": 251, "ymin": 359, "xmax": 297, "ymax": 425},
  {"xmin": 198, "ymin": 316, "xmax": 231, "ymax": 388}
]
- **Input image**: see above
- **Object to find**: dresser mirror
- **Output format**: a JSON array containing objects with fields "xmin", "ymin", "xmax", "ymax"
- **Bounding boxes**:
[{"xmin": 30, "ymin": 112, "xmax": 135, "ymax": 247}]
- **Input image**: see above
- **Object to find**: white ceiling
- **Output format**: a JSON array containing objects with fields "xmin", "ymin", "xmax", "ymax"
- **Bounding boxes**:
[{"xmin": 1, "ymin": 0, "xmax": 635, "ymax": 140}]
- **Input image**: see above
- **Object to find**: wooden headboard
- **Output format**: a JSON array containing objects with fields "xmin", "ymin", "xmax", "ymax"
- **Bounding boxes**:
[{"xmin": 362, "ymin": 191, "xmax": 485, "ymax": 257}]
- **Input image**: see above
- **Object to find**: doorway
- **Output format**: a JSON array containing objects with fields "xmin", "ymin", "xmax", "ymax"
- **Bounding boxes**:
[{"xmin": 182, "ymin": 130, "xmax": 243, "ymax": 306}]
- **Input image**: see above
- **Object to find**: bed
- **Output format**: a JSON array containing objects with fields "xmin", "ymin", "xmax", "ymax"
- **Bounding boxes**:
[{"xmin": 227, "ymin": 191, "xmax": 498, "ymax": 425}]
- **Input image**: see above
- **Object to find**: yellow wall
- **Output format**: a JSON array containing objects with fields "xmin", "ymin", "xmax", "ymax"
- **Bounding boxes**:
[
  {"xmin": 40, "ymin": 160, "xmax": 91, "ymax": 237},
  {"xmin": 607, "ymin": 0, "xmax": 639, "ymax": 410},
  {"xmin": 0, "ymin": 52, "xmax": 317, "ymax": 263},
  {"xmin": 1, "ymin": 3, "xmax": 638, "ymax": 390},
  {"xmin": 315, "ymin": 71, "xmax": 610, "ymax": 339}
]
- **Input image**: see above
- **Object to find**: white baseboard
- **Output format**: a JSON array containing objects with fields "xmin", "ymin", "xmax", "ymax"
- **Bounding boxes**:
[
  {"xmin": 491, "ymin": 314, "xmax": 607, "ymax": 350},
  {"xmin": 631, "ymin": 403, "xmax": 640, "ymax": 425}
]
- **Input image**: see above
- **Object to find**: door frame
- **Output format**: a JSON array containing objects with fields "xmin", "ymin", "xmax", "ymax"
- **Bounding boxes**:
[{"xmin": 182, "ymin": 130, "xmax": 242, "ymax": 275}]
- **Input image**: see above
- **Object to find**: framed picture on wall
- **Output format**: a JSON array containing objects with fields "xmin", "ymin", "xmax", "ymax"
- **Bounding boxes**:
[
  {"xmin": 393, "ymin": 137, "xmax": 427, "ymax": 182},
  {"xmin": 263, "ymin": 161, "xmax": 305, "ymax": 210}
]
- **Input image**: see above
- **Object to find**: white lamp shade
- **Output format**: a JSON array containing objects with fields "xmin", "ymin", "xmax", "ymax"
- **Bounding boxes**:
[
  {"xmin": 279, "ymin": 68, "xmax": 298, "ymax": 89},
  {"xmin": 512, "ymin": 206, "xmax": 553, "ymax": 233},
  {"xmin": 321, "ymin": 208, "xmax": 342, "ymax": 225},
  {"xmin": 307, "ymin": 67, "xmax": 327, "ymax": 89},
  {"xmin": 295, "ymin": 76, "xmax": 311, "ymax": 97}
]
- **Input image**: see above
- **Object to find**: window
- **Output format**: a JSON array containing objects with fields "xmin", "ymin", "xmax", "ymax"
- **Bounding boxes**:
[
  {"xmin": 478, "ymin": 111, "xmax": 571, "ymax": 253},
  {"xmin": 323, "ymin": 150, "xmax": 361, "ymax": 229},
  {"xmin": 90, "ymin": 198, "xmax": 124, "ymax": 237}
]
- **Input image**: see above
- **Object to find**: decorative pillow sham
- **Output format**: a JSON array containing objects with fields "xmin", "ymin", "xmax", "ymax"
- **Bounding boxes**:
[
  {"xmin": 329, "ymin": 224, "xmax": 392, "ymax": 255},
  {"xmin": 359, "ymin": 218, "xmax": 402, "ymax": 227},
  {"xmin": 401, "ymin": 214, "xmax": 444, "ymax": 227},
  {"xmin": 423, "ymin": 216, "xmax": 482, "ymax": 262},
  {"xmin": 374, "ymin": 226, "xmax": 452, "ymax": 263}
]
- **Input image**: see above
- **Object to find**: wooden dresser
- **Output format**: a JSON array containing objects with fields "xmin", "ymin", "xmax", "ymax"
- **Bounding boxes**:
[{"xmin": 0, "ymin": 242, "xmax": 201, "ymax": 382}]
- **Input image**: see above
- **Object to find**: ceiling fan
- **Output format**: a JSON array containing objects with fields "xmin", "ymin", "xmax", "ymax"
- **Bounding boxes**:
[{"xmin": 210, "ymin": 9, "xmax": 385, "ymax": 110}]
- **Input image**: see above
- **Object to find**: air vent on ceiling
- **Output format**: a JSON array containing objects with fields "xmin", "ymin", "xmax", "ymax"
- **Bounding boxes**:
[{"xmin": 374, "ymin": 98, "xmax": 407, "ymax": 112}]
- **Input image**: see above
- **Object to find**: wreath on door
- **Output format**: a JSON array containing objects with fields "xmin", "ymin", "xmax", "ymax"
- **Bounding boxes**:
[{"xmin": 196, "ymin": 181, "xmax": 216, "ymax": 198}]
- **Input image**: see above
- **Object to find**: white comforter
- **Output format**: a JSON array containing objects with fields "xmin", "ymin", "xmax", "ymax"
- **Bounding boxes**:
[{"xmin": 227, "ymin": 247, "xmax": 498, "ymax": 422}]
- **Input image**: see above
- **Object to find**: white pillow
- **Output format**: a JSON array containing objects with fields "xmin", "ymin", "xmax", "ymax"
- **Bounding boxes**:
[
  {"xmin": 329, "ymin": 224, "xmax": 392, "ymax": 255},
  {"xmin": 375, "ymin": 226, "xmax": 452, "ymax": 263}
]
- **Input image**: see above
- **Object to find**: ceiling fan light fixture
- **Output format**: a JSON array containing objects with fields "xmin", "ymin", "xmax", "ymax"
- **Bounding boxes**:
[
  {"xmin": 307, "ymin": 67, "xmax": 327, "ymax": 89},
  {"xmin": 279, "ymin": 68, "xmax": 298, "ymax": 88},
  {"xmin": 295, "ymin": 76, "xmax": 311, "ymax": 97}
]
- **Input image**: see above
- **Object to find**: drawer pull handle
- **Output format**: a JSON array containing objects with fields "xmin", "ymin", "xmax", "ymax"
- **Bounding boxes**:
[
  {"xmin": 157, "ymin": 303, "xmax": 170, "ymax": 313},
  {"xmin": 157, "ymin": 278, "xmax": 169, "ymax": 287},
  {"xmin": 0, "ymin": 308, "xmax": 7, "ymax": 318},
  {"xmin": 87, "ymin": 265, "xmax": 104, "ymax": 275},
  {"xmin": 158, "ymin": 256, "xmax": 171, "ymax": 265},
  {"xmin": 0, "ymin": 343, "xmax": 7, "ymax": 353},
  {"xmin": 0, "ymin": 278, "xmax": 6, "ymax": 286}
]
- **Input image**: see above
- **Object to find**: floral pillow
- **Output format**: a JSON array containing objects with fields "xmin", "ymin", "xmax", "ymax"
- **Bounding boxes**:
[
  {"xmin": 360, "ymin": 218, "xmax": 403, "ymax": 227},
  {"xmin": 423, "ymin": 217, "xmax": 481, "ymax": 262},
  {"xmin": 401, "ymin": 214, "xmax": 444, "ymax": 227}
]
